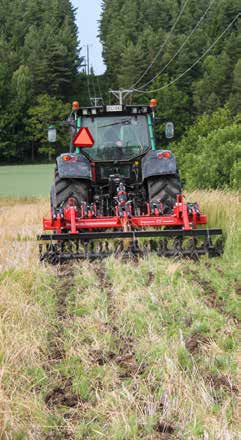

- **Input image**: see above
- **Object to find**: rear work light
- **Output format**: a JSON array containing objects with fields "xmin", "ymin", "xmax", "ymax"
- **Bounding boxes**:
[{"xmin": 157, "ymin": 152, "xmax": 171, "ymax": 159}]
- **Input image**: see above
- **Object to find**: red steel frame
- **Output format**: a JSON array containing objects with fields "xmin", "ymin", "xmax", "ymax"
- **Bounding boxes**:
[{"xmin": 43, "ymin": 195, "xmax": 207, "ymax": 235}]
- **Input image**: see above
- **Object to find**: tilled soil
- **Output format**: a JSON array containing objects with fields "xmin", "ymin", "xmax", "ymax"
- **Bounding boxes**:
[
  {"xmin": 93, "ymin": 262, "xmax": 176, "ymax": 438},
  {"xmin": 43, "ymin": 266, "xmax": 82, "ymax": 439},
  {"xmin": 185, "ymin": 333, "xmax": 209, "ymax": 354}
]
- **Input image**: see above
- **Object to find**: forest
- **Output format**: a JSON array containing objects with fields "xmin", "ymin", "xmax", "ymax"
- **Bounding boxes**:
[{"xmin": 0, "ymin": 0, "xmax": 240, "ymax": 188}]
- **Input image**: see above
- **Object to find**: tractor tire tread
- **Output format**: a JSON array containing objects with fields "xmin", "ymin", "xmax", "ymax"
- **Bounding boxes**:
[
  {"xmin": 147, "ymin": 175, "xmax": 181, "ymax": 212},
  {"xmin": 52, "ymin": 168, "xmax": 90, "ymax": 208}
]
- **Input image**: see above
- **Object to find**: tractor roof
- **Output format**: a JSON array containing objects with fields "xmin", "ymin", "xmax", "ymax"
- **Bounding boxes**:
[{"xmin": 77, "ymin": 104, "xmax": 152, "ymax": 117}]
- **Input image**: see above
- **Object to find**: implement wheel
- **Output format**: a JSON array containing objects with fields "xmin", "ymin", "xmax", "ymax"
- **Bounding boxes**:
[
  {"xmin": 51, "ymin": 169, "xmax": 90, "ymax": 209},
  {"xmin": 147, "ymin": 174, "xmax": 182, "ymax": 212}
]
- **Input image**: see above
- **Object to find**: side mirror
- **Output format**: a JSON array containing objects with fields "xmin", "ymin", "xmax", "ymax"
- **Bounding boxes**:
[
  {"xmin": 48, "ymin": 125, "xmax": 57, "ymax": 143},
  {"xmin": 165, "ymin": 122, "xmax": 174, "ymax": 139}
]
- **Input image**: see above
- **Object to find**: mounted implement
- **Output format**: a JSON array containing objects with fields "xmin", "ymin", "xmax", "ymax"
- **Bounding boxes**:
[{"xmin": 38, "ymin": 100, "xmax": 223, "ymax": 263}]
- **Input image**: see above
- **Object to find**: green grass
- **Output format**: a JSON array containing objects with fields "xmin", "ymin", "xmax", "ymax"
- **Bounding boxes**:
[{"xmin": 0, "ymin": 164, "xmax": 54, "ymax": 197}]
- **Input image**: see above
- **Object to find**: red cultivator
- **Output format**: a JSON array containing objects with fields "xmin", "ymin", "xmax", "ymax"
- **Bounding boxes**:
[
  {"xmin": 38, "ymin": 194, "xmax": 223, "ymax": 264},
  {"xmin": 38, "ymin": 101, "xmax": 223, "ymax": 263}
]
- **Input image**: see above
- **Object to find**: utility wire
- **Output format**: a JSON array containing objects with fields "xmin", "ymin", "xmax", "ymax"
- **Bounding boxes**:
[
  {"xmin": 136, "ymin": 0, "xmax": 215, "ymax": 91},
  {"xmin": 130, "ymin": 0, "xmax": 190, "ymax": 89},
  {"xmin": 133, "ymin": 11, "xmax": 241, "ymax": 94}
]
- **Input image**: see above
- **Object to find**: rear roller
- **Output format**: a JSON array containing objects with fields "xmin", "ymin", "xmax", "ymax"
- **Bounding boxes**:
[{"xmin": 38, "ymin": 229, "xmax": 224, "ymax": 264}]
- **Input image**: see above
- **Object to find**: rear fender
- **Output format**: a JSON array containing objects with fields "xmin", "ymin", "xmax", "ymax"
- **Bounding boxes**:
[
  {"xmin": 57, "ymin": 153, "xmax": 92, "ymax": 179},
  {"xmin": 142, "ymin": 150, "xmax": 177, "ymax": 180}
]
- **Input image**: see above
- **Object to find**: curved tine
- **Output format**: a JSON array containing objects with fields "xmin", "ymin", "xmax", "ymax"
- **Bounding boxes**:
[
  {"xmin": 150, "ymin": 240, "xmax": 157, "ymax": 251},
  {"xmin": 66, "ymin": 241, "xmax": 72, "ymax": 253},
  {"xmin": 185, "ymin": 237, "xmax": 199, "ymax": 261},
  {"xmin": 163, "ymin": 238, "xmax": 169, "ymax": 251},
  {"xmin": 158, "ymin": 240, "xmax": 164, "ymax": 256},
  {"xmin": 114, "ymin": 240, "xmax": 120, "ymax": 255},
  {"xmin": 84, "ymin": 241, "xmax": 89, "ymax": 258},
  {"xmin": 130, "ymin": 239, "xmax": 139, "ymax": 253},
  {"xmin": 105, "ymin": 241, "xmax": 110, "ymax": 253},
  {"xmin": 187, "ymin": 237, "xmax": 197, "ymax": 251},
  {"xmin": 52, "ymin": 254, "xmax": 61, "ymax": 265},
  {"xmin": 173, "ymin": 236, "xmax": 184, "ymax": 259},
  {"xmin": 40, "ymin": 250, "xmax": 49, "ymax": 262},
  {"xmin": 39, "ymin": 243, "xmax": 43, "ymax": 254},
  {"xmin": 119, "ymin": 241, "xmax": 124, "ymax": 253},
  {"xmin": 215, "ymin": 238, "xmax": 224, "ymax": 256},
  {"xmin": 190, "ymin": 251, "xmax": 199, "ymax": 262}
]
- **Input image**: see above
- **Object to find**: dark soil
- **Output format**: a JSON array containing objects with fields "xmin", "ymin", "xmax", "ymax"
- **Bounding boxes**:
[
  {"xmin": 206, "ymin": 374, "xmax": 239, "ymax": 394},
  {"xmin": 185, "ymin": 334, "xmax": 209, "ymax": 354},
  {"xmin": 45, "ymin": 379, "xmax": 79, "ymax": 408},
  {"xmin": 94, "ymin": 264, "xmax": 147, "ymax": 378},
  {"xmin": 187, "ymin": 272, "xmax": 226, "ymax": 314},
  {"xmin": 43, "ymin": 266, "xmax": 80, "ymax": 438},
  {"xmin": 145, "ymin": 435, "xmax": 174, "ymax": 440},
  {"xmin": 146, "ymin": 271, "xmax": 155, "ymax": 286},
  {"xmin": 235, "ymin": 284, "xmax": 241, "ymax": 296},
  {"xmin": 153, "ymin": 421, "xmax": 176, "ymax": 439}
]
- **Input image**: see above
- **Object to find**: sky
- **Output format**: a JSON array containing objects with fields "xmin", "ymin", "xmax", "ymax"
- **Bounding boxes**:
[{"xmin": 71, "ymin": 0, "xmax": 106, "ymax": 75}]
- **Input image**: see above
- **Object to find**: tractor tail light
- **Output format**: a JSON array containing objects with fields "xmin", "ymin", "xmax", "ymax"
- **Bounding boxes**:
[
  {"xmin": 157, "ymin": 152, "xmax": 171, "ymax": 159},
  {"xmin": 63, "ymin": 155, "xmax": 77, "ymax": 162}
]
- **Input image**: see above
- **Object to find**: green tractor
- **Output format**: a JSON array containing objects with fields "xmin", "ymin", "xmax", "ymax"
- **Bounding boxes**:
[{"xmin": 38, "ymin": 99, "xmax": 223, "ymax": 263}]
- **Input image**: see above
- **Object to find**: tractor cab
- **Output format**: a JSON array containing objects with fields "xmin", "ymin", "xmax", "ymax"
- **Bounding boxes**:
[{"xmin": 73, "ymin": 104, "xmax": 155, "ymax": 162}]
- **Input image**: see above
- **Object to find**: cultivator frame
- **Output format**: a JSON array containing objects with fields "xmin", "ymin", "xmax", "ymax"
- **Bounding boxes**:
[{"xmin": 38, "ymin": 195, "xmax": 223, "ymax": 263}]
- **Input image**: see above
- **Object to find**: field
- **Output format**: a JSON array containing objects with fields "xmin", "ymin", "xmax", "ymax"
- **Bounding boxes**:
[
  {"xmin": 0, "ymin": 192, "xmax": 240, "ymax": 439},
  {"xmin": 0, "ymin": 165, "xmax": 54, "ymax": 197}
]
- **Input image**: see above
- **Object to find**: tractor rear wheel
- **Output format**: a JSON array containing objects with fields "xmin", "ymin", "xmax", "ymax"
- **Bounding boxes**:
[
  {"xmin": 147, "ymin": 174, "xmax": 181, "ymax": 212},
  {"xmin": 51, "ymin": 169, "xmax": 90, "ymax": 209}
]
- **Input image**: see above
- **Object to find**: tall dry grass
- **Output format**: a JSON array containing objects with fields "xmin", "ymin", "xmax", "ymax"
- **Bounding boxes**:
[
  {"xmin": 0, "ymin": 198, "xmax": 49, "ymax": 270},
  {"xmin": 0, "ymin": 198, "xmax": 56, "ymax": 438},
  {"xmin": 188, "ymin": 190, "xmax": 241, "ymax": 254}
]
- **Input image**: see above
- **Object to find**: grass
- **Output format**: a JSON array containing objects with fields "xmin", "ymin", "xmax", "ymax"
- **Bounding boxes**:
[
  {"xmin": 0, "ymin": 164, "xmax": 54, "ymax": 197},
  {"xmin": 0, "ymin": 191, "xmax": 240, "ymax": 439}
]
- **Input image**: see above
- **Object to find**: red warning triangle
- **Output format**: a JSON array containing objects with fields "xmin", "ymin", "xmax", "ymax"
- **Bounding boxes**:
[{"xmin": 73, "ymin": 127, "xmax": 94, "ymax": 148}]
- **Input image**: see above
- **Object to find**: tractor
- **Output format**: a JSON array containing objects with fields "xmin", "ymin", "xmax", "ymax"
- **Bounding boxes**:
[{"xmin": 38, "ymin": 99, "xmax": 223, "ymax": 263}]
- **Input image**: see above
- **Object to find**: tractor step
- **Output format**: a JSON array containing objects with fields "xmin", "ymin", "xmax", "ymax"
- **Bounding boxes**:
[{"xmin": 38, "ymin": 229, "xmax": 223, "ymax": 264}]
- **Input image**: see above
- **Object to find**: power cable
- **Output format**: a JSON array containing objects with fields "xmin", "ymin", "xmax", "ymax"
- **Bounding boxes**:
[
  {"xmin": 135, "ymin": 0, "xmax": 215, "ymax": 91},
  {"xmin": 133, "ymin": 11, "xmax": 241, "ymax": 94},
  {"xmin": 130, "ymin": 0, "xmax": 190, "ymax": 89}
]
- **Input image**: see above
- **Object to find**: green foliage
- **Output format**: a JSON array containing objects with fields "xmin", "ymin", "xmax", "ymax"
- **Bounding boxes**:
[
  {"xmin": 100, "ymin": 0, "xmax": 241, "ymax": 140},
  {"xmin": 26, "ymin": 95, "xmax": 70, "ymax": 160},
  {"xmin": 0, "ymin": 0, "xmax": 81, "ymax": 162},
  {"xmin": 175, "ymin": 107, "xmax": 241, "ymax": 189}
]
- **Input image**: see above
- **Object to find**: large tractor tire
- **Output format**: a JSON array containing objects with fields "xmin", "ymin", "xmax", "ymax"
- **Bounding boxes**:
[
  {"xmin": 147, "ymin": 174, "xmax": 182, "ymax": 212},
  {"xmin": 51, "ymin": 169, "xmax": 90, "ymax": 209}
]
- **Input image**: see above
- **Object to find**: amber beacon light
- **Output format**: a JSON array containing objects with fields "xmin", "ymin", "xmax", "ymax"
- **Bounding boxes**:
[
  {"xmin": 150, "ymin": 98, "xmax": 157, "ymax": 108},
  {"xmin": 72, "ymin": 101, "xmax": 80, "ymax": 111}
]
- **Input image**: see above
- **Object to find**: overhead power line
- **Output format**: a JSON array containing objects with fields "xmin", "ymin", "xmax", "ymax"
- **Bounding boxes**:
[
  {"xmin": 129, "ymin": 0, "xmax": 190, "ymax": 89},
  {"xmin": 136, "ymin": 0, "xmax": 216, "ymax": 91},
  {"xmin": 133, "ymin": 11, "xmax": 241, "ymax": 95}
]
